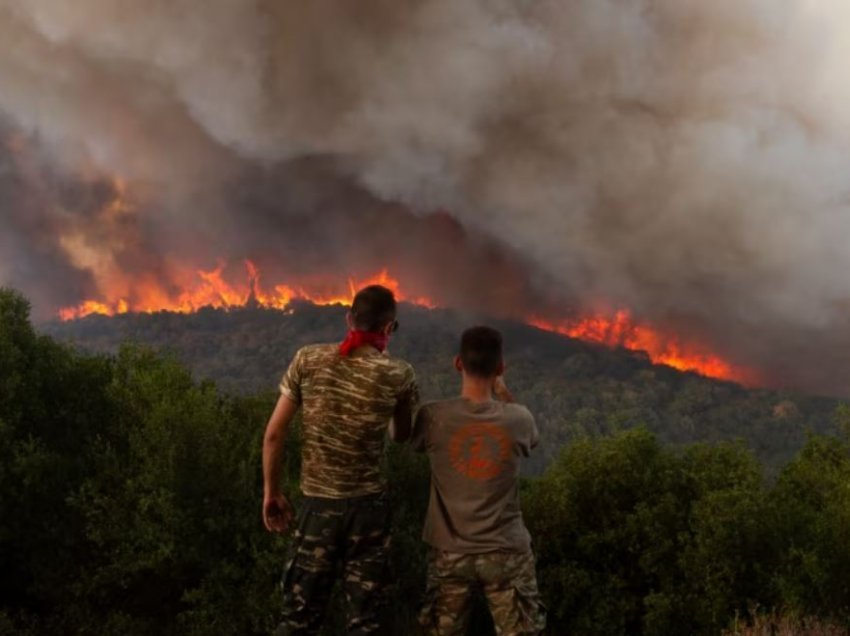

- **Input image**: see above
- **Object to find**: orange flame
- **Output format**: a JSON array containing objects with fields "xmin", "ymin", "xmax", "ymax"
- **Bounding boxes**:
[
  {"xmin": 529, "ymin": 311, "xmax": 757, "ymax": 384},
  {"xmin": 58, "ymin": 261, "xmax": 436, "ymax": 321},
  {"xmin": 59, "ymin": 261, "xmax": 755, "ymax": 383}
]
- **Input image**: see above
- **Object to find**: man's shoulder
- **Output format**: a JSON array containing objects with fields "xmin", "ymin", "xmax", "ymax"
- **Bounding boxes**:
[
  {"xmin": 298, "ymin": 342, "xmax": 339, "ymax": 355},
  {"xmin": 420, "ymin": 399, "xmax": 531, "ymax": 414},
  {"xmin": 369, "ymin": 353, "xmax": 415, "ymax": 381},
  {"xmin": 503, "ymin": 402, "xmax": 534, "ymax": 420},
  {"xmin": 414, "ymin": 399, "xmax": 462, "ymax": 441},
  {"xmin": 296, "ymin": 343, "xmax": 337, "ymax": 359},
  {"xmin": 422, "ymin": 397, "xmax": 458, "ymax": 407},
  {"xmin": 381, "ymin": 353, "xmax": 413, "ymax": 370},
  {"xmin": 419, "ymin": 397, "xmax": 463, "ymax": 416},
  {"xmin": 501, "ymin": 403, "xmax": 535, "ymax": 431}
]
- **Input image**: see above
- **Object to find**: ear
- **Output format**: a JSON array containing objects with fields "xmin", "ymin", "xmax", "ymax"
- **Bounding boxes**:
[
  {"xmin": 346, "ymin": 312, "xmax": 355, "ymax": 330},
  {"xmin": 496, "ymin": 360, "xmax": 505, "ymax": 377},
  {"xmin": 381, "ymin": 321, "xmax": 394, "ymax": 336},
  {"xmin": 454, "ymin": 355, "xmax": 463, "ymax": 374}
]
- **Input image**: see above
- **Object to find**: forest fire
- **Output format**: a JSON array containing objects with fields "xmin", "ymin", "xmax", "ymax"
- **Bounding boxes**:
[
  {"xmin": 529, "ymin": 313, "xmax": 756, "ymax": 384},
  {"xmin": 58, "ymin": 262, "xmax": 436, "ymax": 321},
  {"xmin": 44, "ymin": 169, "xmax": 762, "ymax": 385},
  {"xmin": 59, "ymin": 261, "xmax": 752, "ymax": 384}
]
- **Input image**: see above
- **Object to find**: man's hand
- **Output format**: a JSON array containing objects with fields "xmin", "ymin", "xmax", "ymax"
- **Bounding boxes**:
[
  {"xmin": 263, "ymin": 493, "xmax": 294, "ymax": 534},
  {"xmin": 493, "ymin": 376, "xmax": 515, "ymax": 403}
]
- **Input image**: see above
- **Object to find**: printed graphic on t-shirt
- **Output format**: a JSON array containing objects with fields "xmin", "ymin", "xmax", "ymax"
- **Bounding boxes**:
[{"xmin": 448, "ymin": 422, "xmax": 511, "ymax": 480}]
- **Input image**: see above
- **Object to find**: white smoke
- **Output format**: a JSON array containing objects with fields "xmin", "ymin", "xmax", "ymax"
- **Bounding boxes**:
[{"xmin": 1, "ymin": 0, "xmax": 850, "ymax": 393}]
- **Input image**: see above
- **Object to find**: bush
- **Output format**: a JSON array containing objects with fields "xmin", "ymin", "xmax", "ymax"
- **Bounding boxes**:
[{"xmin": 525, "ymin": 429, "xmax": 772, "ymax": 635}]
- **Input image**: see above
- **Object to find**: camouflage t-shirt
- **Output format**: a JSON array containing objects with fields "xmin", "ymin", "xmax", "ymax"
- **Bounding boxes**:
[{"xmin": 280, "ymin": 343, "xmax": 418, "ymax": 499}]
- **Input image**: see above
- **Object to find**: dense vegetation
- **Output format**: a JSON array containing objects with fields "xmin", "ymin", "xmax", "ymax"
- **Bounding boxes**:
[
  {"xmin": 47, "ymin": 303, "xmax": 841, "ymax": 474},
  {"xmin": 4, "ymin": 289, "xmax": 850, "ymax": 635}
]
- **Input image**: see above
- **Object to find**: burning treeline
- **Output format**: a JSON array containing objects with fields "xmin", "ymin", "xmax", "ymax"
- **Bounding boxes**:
[
  {"xmin": 49, "ymin": 171, "xmax": 754, "ymax": 383},
  {"xmin": 59, "ymin": 256, "xmax": 754, "ymax": 384},
  {"xmin": 51, "ymin": 171, "xmax": 752, "ymax": 383},
  {"xmin": 2, "ymin": 1, "xmax": 850, "ymax": 395}
]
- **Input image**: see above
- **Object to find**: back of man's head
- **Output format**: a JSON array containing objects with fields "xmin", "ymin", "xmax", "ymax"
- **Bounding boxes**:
[
  {"xmin": 351, "ymin": 285, "xmax": 397, "ymax": 333},
  {"xmin": 459, "ymin": 326, "xmax": 503, "ymax": 378}
]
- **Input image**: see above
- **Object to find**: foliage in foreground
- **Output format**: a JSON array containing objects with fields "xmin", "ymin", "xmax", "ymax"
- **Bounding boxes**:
[
  {"xmin": 3, "ymin": 288, "xmax": 850, "ymax": 635},
  {"xmin": 723, "ymin": 610, "xmax": 849, "ymax": 636}
]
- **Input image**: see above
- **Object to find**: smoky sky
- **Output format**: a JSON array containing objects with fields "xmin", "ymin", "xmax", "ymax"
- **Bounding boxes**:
[{"xmin": 1, "ymin": 0, "xmax": 850, "ymax": 396}]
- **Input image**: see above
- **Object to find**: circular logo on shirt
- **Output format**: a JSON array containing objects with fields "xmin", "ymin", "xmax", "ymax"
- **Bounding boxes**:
[{"xmin": 448, "ymin": 423, "xmax": 512, "ymax": 480}]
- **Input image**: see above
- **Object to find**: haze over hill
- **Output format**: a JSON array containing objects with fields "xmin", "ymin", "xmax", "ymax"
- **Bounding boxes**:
[
  {"xmin": 4, "ymin": 2, "xmax": 850, "ymax": 394},
  {"xmin": 45, "ymin": 302, "xmax": 840, "ymax": 473}
]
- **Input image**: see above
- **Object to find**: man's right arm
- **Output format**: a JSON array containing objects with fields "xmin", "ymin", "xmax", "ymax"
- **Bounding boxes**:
[
  {"xmin": 262, "ymin": 349, "xmax": 305, "ymax": 533},
  {"xmin": 262, "ymin": 395, "xmax": 298, "ymax": 533}
]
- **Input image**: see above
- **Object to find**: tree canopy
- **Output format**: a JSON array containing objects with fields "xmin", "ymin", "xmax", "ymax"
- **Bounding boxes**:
[{"xmin": 3, "ymin": 289, "xmax": 849, "ymax": 635}]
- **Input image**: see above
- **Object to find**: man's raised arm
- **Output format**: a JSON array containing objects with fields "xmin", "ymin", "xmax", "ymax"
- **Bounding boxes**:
[{"xmin": 493, "ymin": 376, "xmax": 515, "ymax": 403}]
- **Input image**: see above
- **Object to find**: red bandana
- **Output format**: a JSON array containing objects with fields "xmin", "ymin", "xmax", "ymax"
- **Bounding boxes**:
[{"xmin": 339, "ymin": 330, "xmax": 389, "ymax": 356}]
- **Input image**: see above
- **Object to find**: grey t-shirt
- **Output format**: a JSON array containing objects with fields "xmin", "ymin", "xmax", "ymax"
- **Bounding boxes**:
[{"xmin": 412, "ymin": 397, "xmax": 539, "ymax": 553}]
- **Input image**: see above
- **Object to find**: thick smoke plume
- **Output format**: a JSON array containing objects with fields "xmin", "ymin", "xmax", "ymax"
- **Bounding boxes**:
[{"xmin": 1, "ymin": 0, "xmax": 849, "ymax": 395}]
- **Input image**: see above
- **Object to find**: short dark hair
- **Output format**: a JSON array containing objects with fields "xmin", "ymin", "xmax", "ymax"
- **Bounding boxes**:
[
  {"xmin": 460, "ymin": 326, "xmax": 503, "ymax": 378},
  {"xmin": 351, "ymin": 285, "xmax": 397, "ymax": 332}
]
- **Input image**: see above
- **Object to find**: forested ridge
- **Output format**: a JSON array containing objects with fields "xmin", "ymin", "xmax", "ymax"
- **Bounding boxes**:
[
  {"xmin": 46, "ymin": 302, "xmax": 841, "ymax": 474},
  {"xmin": 4, "ymin": 289, "xmax": 850, "ymax": 635}
]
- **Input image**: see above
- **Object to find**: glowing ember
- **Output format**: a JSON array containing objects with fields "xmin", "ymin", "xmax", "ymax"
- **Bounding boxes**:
[{"xmin": 529, "ymin": 312, "xmax": 756, "ymax": 384}]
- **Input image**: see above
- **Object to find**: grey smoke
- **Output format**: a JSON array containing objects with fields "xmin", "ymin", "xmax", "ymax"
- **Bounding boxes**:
[{"xmin": 0, "ymin": 0, "xmax": 849, "ymax": 395}]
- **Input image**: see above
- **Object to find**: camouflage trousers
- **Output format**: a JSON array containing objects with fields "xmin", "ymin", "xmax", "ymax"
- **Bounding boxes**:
[
  {"xmin": 274, "ymin": 493, "xmax": 390, "ymax": 636},
  {"xmin": 418, "ymin": 548, "xmax": 546, "ymax": 636}
]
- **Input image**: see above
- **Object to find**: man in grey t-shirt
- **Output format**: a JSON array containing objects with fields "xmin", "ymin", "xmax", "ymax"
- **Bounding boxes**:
[{"xmin": 412, "ymin": 326, "xmax": 545, "ymax": 636}]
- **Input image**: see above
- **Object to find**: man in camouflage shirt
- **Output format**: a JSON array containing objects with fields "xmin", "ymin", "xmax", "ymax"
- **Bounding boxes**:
[
  {"xmin": 412, "ymin": 326, "xmax": 545, "ymax": 636},
  {"xmin": 262, "ymin": 285, "xmax": 419, "ymax": 635}
]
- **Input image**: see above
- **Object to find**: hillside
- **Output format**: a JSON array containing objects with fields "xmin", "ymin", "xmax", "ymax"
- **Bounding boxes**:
[{"xmin": 44, "ymin": 302, "xmax": 840, "ymax": 473}]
